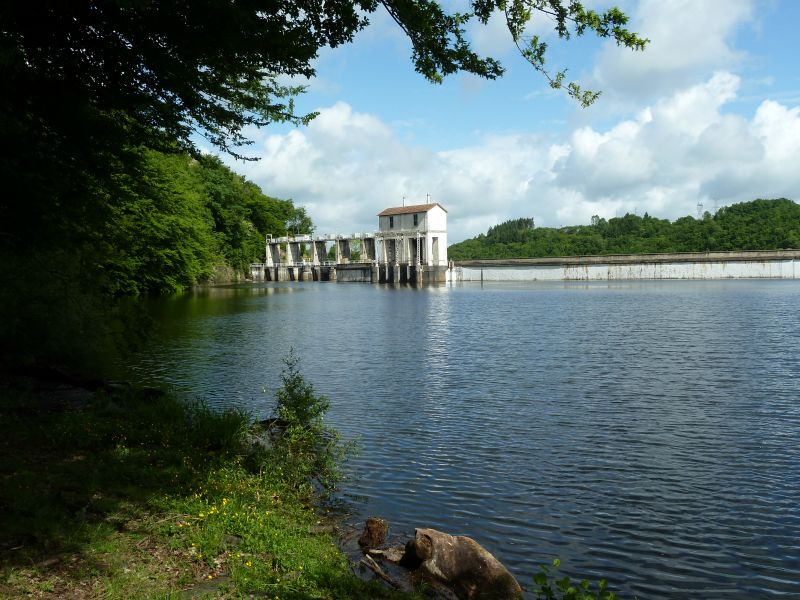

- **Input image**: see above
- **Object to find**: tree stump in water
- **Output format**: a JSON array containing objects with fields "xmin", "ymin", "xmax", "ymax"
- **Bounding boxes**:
[{"xmin": 358, "ymin": 517, "xmax": 389, "ymax": 549}]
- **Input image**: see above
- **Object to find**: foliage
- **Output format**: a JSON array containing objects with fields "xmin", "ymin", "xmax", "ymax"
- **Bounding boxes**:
[
  {"xmin": 97, "ymin": 148, "xmax": 312, "ymax": 295},
  {"xmin": 196, "ymin": 154, "xmax": 311, "ymax": 274},
  {"xmin": 2, "ymin": 1, "xmax": 645, "ymax": 165},
  {"xmin": 275, "ymin": 350, "xmax": 331, "ymax": 427},
  {"xmin": 270, "ymin": 351, "xmax": 356, "ymax": 495},
  {"xmin": 374, "ymin": 1, "xmax": 647, "ymax": 104},
  {"xmin": 534, "ymin": 559, "xmax": 618, "ymax": 600},
  {"xmin": 102, "ymin": 149, "xmax": 217, "ymax": 295},
  {"xmin": 1, "ymin": 2, "xmax": 321, "ymax": 158},
  {"xmin": 0, "ymin": 380, "xmax": 408, "ymax": 599},
  {"xmin": 449, "ymin": 199, "xmax": 800, "ymax": 260},
  {"xmin": 487, "ymin": 218, "xmax": 536, "ymax": 244}
]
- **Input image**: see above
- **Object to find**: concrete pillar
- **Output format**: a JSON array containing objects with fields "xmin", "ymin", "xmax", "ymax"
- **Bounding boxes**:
[
  {"xmin": 371, "ymin": 265, "xmax": 379, "ymax": 283},
  {"xmin": 288, "ymin": 242, "xmax": 302, "ymax": 265},
  {"xmin": 393, "ymin": 264, "xmax": 400, "ymax": 283},
  {"xmin": 312, "ymin": 241, "xmax": 326, "ymax": 265},
  {"xmin": 267, "ymin": 243, "xmax": 281, "ymax": 268},
  {"xmin": 336, "ymin": 239, "xmax": 351, "ymax": 264},
  {"xmin": 363, "ymin": 237, "xmax": 377, "ymax": 262},
  {"xmin": 329, "ymin": 267, "xmax": 337, "ymax": 281}
]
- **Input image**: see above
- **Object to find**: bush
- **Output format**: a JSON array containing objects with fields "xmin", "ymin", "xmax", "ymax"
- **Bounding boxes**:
[
  {"xmin": 533, "ymin": 559, "xmax": 618, "ymax": 600},
  {"xmin": 268, "ymin": 350, "xmax": 356, "ymax": 494},
  {"xmin": 275, "ymin": 350, "xmax": 330, "ymax": 427}
]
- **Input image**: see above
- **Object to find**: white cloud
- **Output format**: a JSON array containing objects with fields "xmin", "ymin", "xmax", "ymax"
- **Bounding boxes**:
[
  {"xmin": 753, "ymin": 100, "xmax": 800, "ymax": 162},
  {"xmin": 228, "ymin": 72, "xmax": 799, "ymax": 243},
  {"xmin": 592, "ymin": 0, "xmax": 755, "ymax": 103},
  {"xmin": 552, "ymin": 71, "xmax": 800, "ymax": 221},
  {"xmin": 468, "ymin": 10, "xmax": 515, "ymax": 58}
]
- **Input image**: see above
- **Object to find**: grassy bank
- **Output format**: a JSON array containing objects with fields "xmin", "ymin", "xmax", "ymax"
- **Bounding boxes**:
[{"xmin": 0, "ymin": 377, "xmax": 408, "ymax": 599}]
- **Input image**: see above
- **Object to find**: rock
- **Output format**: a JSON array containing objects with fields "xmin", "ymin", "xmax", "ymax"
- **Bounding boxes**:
[
  {"xmin": 358, "ymin": 517, "xmax": 389, "ymax": 549},
  {"xmin": 405, "ymin": 528, "xmax": 522, "ymax": 600},
  {"xmin": 368, "ymin": 545, "xmax": 406, "ymax": 563}
]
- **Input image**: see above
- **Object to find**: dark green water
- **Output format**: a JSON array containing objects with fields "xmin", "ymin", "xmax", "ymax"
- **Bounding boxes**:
[{"xmin": 128, "ymin": 279, "xmax": 800, "ymax": 599}]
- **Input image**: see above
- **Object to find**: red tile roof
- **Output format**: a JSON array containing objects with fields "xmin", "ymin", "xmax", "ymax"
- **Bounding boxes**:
[{"xmin": 377, "ymin": 203, "xmax": 447, "ymax": 216}]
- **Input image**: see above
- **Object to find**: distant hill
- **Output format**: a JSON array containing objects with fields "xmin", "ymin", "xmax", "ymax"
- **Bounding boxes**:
[{"xmin": 448, "ymin": 199, "xmax": 800, "ymax": 260}]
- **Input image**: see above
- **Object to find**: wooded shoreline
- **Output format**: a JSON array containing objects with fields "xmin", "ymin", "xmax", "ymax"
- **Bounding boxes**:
[{"xmin": 456, "ymin": 248, "xmax": 800, "ymax": 267}]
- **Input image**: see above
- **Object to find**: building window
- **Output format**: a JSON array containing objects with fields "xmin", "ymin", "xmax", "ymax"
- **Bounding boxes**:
[
  {"xmin": 413, "ymin": 213, "xmax": 418, "ymax": 227},
  {"xmin": 389, "ymin": 216, "xmax": 394, "ymax": 228}
]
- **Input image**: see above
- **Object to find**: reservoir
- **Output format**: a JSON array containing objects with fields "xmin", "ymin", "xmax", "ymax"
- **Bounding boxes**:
[{"xmin": 128, "ymin": 280, "xmax": 800, "ymax": 599}]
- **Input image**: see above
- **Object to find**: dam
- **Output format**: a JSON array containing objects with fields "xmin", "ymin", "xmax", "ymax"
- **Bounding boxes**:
[
  {"xmin": 250, "ymin": 200, "xmax": 799, "ymax": 284},
  {"xmin": 453, "ymin": 250, "xmax": 800, "ymax": 281}
]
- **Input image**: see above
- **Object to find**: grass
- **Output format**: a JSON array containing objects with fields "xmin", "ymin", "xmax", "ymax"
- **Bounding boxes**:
[{"xmin": 0, "ymin": 376, "xmax": 413, "ymax": 599}]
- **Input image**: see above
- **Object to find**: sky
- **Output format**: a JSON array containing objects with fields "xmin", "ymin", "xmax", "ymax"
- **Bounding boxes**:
[{"xmin": 215, "ymin": 0, "xmax": 800, "ymax": 243}]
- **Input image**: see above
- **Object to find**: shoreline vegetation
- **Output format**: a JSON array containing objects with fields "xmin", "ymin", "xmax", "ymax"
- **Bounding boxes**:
[{"xmin": 0, "ymin": 363, "xmax": 413, "ymax": 599}]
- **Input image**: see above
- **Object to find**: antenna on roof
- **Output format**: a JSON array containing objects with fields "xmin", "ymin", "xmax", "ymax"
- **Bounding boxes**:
[{"xmin": 402, "ymin": 195, "xmax": 406, "ymax": 207}]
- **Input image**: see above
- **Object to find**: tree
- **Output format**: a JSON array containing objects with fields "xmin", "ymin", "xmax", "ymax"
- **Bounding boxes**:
[
  {"xmin": 1, "ymin": 1, "xmax": 646, "ymax": 159},
  {"xmin": 270, "ymin": 350, "xmax": 354, "ymax": 493}
]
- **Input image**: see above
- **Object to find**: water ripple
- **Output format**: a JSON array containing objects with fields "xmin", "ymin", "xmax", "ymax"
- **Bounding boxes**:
[{"xmin": 128, "ymin": 280, "xmax": 800, "ymax": 599}]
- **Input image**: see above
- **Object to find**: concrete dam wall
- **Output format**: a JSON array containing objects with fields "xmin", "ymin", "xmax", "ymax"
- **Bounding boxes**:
[{"xmin": 455, "ymin": 250, "xmax": 800, "ymax": 282}]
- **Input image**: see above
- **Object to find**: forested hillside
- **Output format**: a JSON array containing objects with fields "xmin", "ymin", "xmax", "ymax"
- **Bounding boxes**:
[
  {"xmin": 449, "ymin": 199, "xmax": 800, "ymax": 260},
  {"xmin": 102, "ymin": 149, "xmax": 310, "ymax": 295}
]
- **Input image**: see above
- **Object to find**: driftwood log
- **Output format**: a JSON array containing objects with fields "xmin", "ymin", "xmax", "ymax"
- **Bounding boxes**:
[{"xmin": 404, "ymin": 528, "xmax": 523, "ymax": 600}]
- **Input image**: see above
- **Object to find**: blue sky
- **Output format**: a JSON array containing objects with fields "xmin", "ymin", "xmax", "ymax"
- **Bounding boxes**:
[{"xmin": 218, "ymin": 0, "xmax": 800, "ymax": 243}]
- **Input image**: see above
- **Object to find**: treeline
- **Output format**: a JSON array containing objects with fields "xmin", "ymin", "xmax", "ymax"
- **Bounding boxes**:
[
  {"xmin": 101, "ymin": 149, "xmax": 310, "ymax": 295},
  {"xmin": 449, "ymin": 199, "xmax": 800, "ymax": 260}
]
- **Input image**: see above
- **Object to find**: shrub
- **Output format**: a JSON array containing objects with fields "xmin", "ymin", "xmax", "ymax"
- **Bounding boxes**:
[
  {"xmin": 275, "ymin": 349, "xmax": 330, "ymax": 427},
  {"xmin": 534, "ymin": 559, "xmax": 618, "ymax": 600},
  {"xmin": 268, "ymin": 350, "xmax": 356, "ymax": 494}
]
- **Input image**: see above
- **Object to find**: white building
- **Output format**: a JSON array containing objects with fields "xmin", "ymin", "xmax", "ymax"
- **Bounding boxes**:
[{"xmin": 377, "ymin": 202, "xmax": 448, "ymax": 267}]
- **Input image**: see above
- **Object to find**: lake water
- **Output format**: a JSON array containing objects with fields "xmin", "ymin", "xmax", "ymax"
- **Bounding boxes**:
[{"xmin": 128, "ymin": 280, "xmax": 800, "ymax": 599}]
